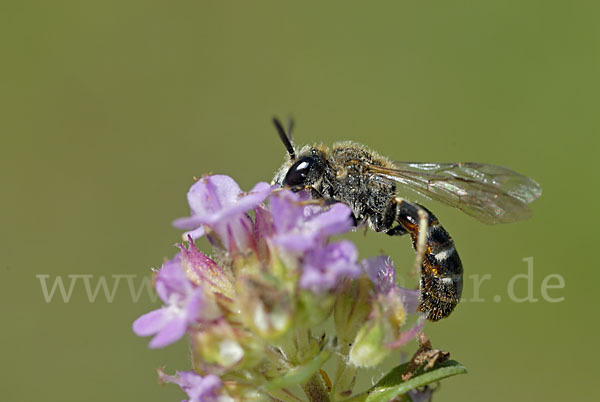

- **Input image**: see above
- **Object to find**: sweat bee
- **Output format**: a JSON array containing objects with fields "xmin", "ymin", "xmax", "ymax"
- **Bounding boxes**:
[{"xmin": 272, "ymin": 118, "xmax": 541, "ymax": 321}]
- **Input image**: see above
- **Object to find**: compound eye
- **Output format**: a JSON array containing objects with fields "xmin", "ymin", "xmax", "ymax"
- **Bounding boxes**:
[{"xmin": 283, "ymin": 157, "xmax": 315, "ymax": 187}]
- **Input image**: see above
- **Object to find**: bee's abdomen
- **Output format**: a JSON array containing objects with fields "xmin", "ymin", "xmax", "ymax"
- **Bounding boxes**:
[{"xmin": 395, "ymin": 201, "xmax": 463, "ymax": 321}]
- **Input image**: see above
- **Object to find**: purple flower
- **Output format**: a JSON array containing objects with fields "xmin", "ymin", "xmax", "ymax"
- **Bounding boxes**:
[
  {"xmin": 362, "ymin": 255, "xmax": 420, "ymax": 313},
  {"xmin": 159, "ymin": 369, "xmax": 224, "ymax": 402},
  {"xmin": 299, "ymin": 240, "xmax": 362, "ymax": 292},
  {"xmin": 133, "ymin": 256, "xmax": 214, "ymax": 348},
  {"xmin": 269, "ymin": 190, "xmax": 355, "ymax": 252},
  {"xmin": 362, "ymin": 254, "xmax": 396, "ymax": 294},
  {"xmin": 252, "ymin": 204, "xmax": 275, "ymax": 263},
  {"xmin": 253, "ymin": 204, "xmax": 275, "ymax": 241},
  {"xmin": 173, "ymin": 175, "xmax": 273, "ymax": 251}
]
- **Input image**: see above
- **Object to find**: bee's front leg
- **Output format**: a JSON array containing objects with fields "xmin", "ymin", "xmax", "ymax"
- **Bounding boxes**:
[
  {"xmin": 294, "ymin": 184, "xmax": 361, "ymax": 225},
  {"xmin": 392, "ymin": 198, "xmax": 464, "ymax": 321}
]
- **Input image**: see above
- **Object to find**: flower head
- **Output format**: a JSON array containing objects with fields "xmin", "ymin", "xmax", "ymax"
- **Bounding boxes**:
[
  {"xmin": 133, "ymin": 256, "xmax": 217, "ymax": 348},
  {"xmin": 133, "ymin": 174, "xmax": 456, "ymax": 401},
  {"xmin": 173, "ymin": 175, "xmax": 273, "ymax": 251}
]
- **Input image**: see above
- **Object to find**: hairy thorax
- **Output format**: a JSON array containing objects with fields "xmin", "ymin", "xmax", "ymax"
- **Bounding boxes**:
[{"xmin": 317, "ymin": 142, "xmax": 398, "ymax": 229}]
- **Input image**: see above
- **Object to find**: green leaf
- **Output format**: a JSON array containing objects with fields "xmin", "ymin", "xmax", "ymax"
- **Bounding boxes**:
[{"xmin": 342, "ymin": 360, "xmax": 467, "ymax": 402}]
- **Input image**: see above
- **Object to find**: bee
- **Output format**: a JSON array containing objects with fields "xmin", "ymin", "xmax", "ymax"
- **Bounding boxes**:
[{"xmin": 271, "ymin": 118, "xmax": 542, "ymax": 321}]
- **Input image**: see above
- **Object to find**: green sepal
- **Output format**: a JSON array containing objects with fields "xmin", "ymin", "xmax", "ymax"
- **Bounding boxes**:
[{"xmin": 263, "ymin": 342, "xmax": 333, "ymax": 391}]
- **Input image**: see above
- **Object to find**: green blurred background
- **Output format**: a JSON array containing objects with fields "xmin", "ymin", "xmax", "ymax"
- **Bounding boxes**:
[{"xmin": 1, "ymin": 1, "xmax": 597, "ymax": 401}]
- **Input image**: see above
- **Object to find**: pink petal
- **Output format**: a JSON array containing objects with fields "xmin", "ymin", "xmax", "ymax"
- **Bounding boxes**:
[
  {"xmin": 149, "ymin": 315, "xmax": 188, "ymax": 348},
  {"xmin": 132, "ymin": 309, "xmax": 169, "ymax": 336},
  {"xmin": 234, "ymin": 182, "xmax": 273, "ymax": 208},
  {"xmin": 184, "ymin": 288, "xmax": 205, "ymax": 320},
  {"xmin": 187, "ymin": 175, "xmax": 241, "ymax": 216},
  {"xmin": 183, "ymin": 226, "xmax": 206, "ymax": 241},
  {"xmin": 173, "ymin": 215, "xmax": 205, "ymax": 230}
]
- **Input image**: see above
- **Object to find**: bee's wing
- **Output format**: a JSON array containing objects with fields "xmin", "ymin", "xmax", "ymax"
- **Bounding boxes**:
[{"xmin": 367, "ymin": 161, "xmax": 542, "ymax": 224}]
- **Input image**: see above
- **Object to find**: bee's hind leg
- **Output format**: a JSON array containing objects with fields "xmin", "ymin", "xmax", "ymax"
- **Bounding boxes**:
[
  {"xmin": 367, "ymin": 197, "xmax": 405, "ymax": 234},
  {"xmin": 385, "ymin": 224, "xmax": 408, "ymax": 236},
  {"xmin": 392, "ymin": 197, "xmax": 464, "ymax": 321}
]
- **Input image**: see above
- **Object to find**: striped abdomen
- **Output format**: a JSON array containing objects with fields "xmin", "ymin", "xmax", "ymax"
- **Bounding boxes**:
[{"xmin": 395, "ymin": 201, "xmax": 463, "ymax": 321}]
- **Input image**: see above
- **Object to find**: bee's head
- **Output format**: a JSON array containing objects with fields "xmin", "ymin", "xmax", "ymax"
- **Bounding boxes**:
[{"xmin": 271, "ymin": 117, "xmax": 326, "ymax": 190}]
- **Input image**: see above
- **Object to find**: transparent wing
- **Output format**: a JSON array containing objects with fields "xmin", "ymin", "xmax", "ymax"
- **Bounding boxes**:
[{"xmin": 367, "ymin": 161, "xmax": 542, "ymax": 224}]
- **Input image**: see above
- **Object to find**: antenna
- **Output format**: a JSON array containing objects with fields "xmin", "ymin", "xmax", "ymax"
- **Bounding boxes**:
[
  {"xmin": 286, "ymin": 117, "xmax": 294, "ymax": 142},
  {"xmin": 273, "ymin": 117, "xmax": 296, "ymax": 160}
]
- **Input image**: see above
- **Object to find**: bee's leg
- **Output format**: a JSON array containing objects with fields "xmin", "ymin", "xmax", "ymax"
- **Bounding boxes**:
[
  {"xmin": 366, "ymin": 197, "xmax": 401, "ymax": 234},
  {"xmin": 290, "ymin": 184, "xmax": 326, "ymax": 199},
  {"xmin": 295, "ymin": 184, "xmax": 360, "ymax": 225},
  {"xmin": 393, "ymin": 198, "xmax": 464, "ymax": 321},
  {"xmin": 385, "ymin": 225, "xmax": 408, "ymax": 236}
]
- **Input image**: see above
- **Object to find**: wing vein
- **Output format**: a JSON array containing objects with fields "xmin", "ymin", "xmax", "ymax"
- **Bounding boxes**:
[{"xmin": 368, "ymin": 162, "xmax": 541, "ymax": 224}]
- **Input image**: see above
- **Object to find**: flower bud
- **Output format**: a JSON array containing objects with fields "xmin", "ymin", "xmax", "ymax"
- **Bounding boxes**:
[
  {"xmin": 334, "ymin": 276, "xmax": 373, "ymax": 352},
  {"xmin": 179, "ymin": 239, "xmax": 235, "ymax": 300},
  {"xmin": 348, "ymin": 303, "xmax": 393, "ymax": 368}
]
